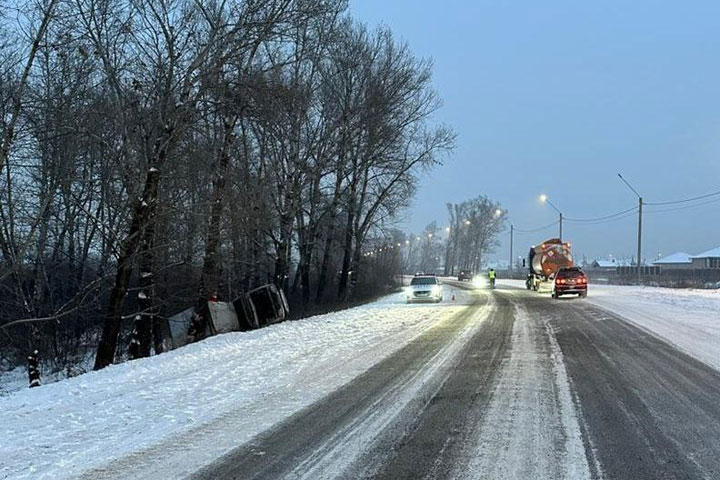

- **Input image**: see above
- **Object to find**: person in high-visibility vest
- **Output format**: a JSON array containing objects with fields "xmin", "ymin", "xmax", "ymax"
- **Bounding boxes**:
[{"xmin": 488, "ymin": 269, "xmax": 496, "ymax": 288}]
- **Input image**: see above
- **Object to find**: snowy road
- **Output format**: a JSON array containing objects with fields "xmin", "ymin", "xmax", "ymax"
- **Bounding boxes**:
[
  {"xmin": 4, "ymin": 280, "xmax": 720, "ymax": 479},
  {"xmin": 185, "ymin": 282, "xmax": 720, "ymax": 480}
]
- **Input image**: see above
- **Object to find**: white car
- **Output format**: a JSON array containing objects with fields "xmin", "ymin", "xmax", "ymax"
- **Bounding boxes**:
[{"xmin": 406, "ymin": 275, "xmax": 443, "ymax": 303}]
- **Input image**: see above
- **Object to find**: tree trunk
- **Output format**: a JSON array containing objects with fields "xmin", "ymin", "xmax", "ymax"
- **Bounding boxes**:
[
  {"xmin": 94, "ymin": 167, "xmax": 160, "ymax": 370},
  {"xmin": 337, "ymin": 167, "xmax": 358, "ymax": 301},
  {"xmin": 194, "ymin": 118, "xmax": 235, "ymax": 337},
  {"xmin": 315, "ymin": 163, "xmax": 344, "ymax": 303},
  {"xmin": 315, "ymin": 233, "xmax": 334, "ymax": 304},
  {"xmin": 128, "ymin": 208, "xmax": 157, "ymax": 360},
  {"xmin": 337, "ymin": 209, "xmax": 354, "ymax": 301}
]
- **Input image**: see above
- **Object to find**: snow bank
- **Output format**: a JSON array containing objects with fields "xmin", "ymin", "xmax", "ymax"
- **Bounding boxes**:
[
  {"xmin": 0, "ymin": 355, "xmax": 94, "ymax": 397},
  {"xmin": 0, "ymin": 284, "xmax": 475, "ymax": 480},
  {"xmin": 499, "ymin": 279, "xmax": 720, "ymax": 372},
  {"xmin": 584, "ymin": 284, "xmax": 720, "ymax": 372}
]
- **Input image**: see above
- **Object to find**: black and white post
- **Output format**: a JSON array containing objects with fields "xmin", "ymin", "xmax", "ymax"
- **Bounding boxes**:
[{"xmin": 28, "ymin": 350, "xmax": 40, "ymax": 388}]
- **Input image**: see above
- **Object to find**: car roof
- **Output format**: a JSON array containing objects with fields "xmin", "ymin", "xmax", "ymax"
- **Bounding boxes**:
[{"xmin": 558, "ymin": 266, "xmax": 583, "ymax": 273}]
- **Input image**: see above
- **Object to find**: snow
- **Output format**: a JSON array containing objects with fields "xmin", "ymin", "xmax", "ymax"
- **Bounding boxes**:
[
  {"xmin": 459, "ymin": 302, "xmax": 590, "ymax": 479},
  {"xmin": 652, "ymin": 252, "xmax": 692, "ymax": 265},
  {"xmin": 0, "ymin": 283, "xmax": 475, "ymax": 480},
  {"xmin": 592, "ymin": 258, "xmax": 633, "ymax": 268},
  {"xmin": 499, "ymin": 279, "xmax": 720, "ymax": 372},
  {"xmin": 692, "ymin": 246, "xmax": 720, "ymax": 258},
  {"xmin": 0, "ymin": 354, "xmax": 95, "ymax": 397},
  {"xmin": 289, "ymin": 296, "xmax": 495, "ymax": 479},
  {"xmin": 584, "ymin": 284, "xmax": 720, "ymax": 371}
]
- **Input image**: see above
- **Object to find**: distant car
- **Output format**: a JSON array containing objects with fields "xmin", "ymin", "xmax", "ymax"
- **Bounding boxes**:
[
  {"xmin": 406, "ymin": 275, "xmax": 443, "ymax": 303},
  {"xmin": 458, "ymin": 270, "xmax": 473, "ymax": 281},
  {"xmin": 552, "ymin": 267, "xmax": 588, "ymax": 299}
]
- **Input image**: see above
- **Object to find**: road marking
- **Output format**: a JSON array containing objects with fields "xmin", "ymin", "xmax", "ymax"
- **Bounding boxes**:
[
  {"xmin": 456, "ymin": 296, "xmax": 592, "ymax": 480},
  {"xmin": 289, "ymin": 297, "xmax": 496, "ymax": 479}
]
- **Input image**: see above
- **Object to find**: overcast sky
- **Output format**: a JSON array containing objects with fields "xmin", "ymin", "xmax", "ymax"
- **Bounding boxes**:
[{"xmin": 350, "ymin": 0, "xmax": 720, "ymax": 264}]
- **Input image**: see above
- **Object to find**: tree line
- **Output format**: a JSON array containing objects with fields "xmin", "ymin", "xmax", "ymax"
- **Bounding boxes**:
[
  {"xmin": 444, "ymin": 196, "xmax": 505, "ymax": 275},
  {"xmin": 379, "ymin": 195, "xmax": 506, "ymax": 278},
  {"xmin": 0, "ymin": 0, "xmax": 454, "ymax": 374}
]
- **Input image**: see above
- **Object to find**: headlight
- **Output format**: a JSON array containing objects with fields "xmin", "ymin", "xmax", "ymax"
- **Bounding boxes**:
[
  {"xmin": 473, "ymin": 276, "xmax": 487, "ymax": 288},
  {"xmin": 431, "ymin": 285, "xmax": 442, "ymax": 296}
]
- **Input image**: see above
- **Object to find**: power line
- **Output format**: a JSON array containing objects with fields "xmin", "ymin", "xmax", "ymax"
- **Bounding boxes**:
[
  {"xmin": 514, "ymin": 220, "xmax": 560, "ymax": 234},
  {"xmin": 645, "ymin": 188, "xmax": 720, "ymax": 206},
  {"xmin": 563, "ymin": 209, "xmax": 639, "ymax": 226},
  {"xmin": 645, "ymin": 195, "xmax": 720, "ymax": 214},
  {"xmin": 564, "ymin": 206, "xmax": 638, "ymax": 223}
]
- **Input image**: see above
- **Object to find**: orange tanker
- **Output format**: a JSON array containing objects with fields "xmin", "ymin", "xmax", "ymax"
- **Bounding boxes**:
[{"xmin": 527, "ymin": 238, "xmax": 574, "ymax": 291}]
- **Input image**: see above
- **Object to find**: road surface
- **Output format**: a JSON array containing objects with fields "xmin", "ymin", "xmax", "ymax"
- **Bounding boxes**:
[{"xmin": 187, "ymin": 281, "xmax": 720, "ymax": 480}]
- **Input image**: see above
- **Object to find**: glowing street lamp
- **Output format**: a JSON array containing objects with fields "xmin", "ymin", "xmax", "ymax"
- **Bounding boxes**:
[{"xmin": 539, "ymin": 194, "xmax": 563, "ymax": 241}]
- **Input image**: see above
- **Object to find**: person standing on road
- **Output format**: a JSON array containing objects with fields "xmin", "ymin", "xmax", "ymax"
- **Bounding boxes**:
[{"xmin": 488, "ymin": 269, "xmax": 496, "ymax": 288}]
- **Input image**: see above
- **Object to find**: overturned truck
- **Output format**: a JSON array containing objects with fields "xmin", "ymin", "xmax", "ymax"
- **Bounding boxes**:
[{"xmin": 167, "ymin": 284, "xmax": 290, "ymax": 350}]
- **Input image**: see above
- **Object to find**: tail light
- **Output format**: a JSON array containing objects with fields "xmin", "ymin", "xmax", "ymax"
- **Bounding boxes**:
[{"xmin": 556, "ymin": 278, "xmax": 566, "ymax": 284}]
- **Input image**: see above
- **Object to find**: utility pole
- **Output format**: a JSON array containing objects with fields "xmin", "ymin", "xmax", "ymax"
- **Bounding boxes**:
[
  {"xmin": 559, "ymin": 213, "xmax": 563, "ymax": 242},
  {"xmin": 618, "ymin": 173, "xmax": 643, "ymax": 284},
  {"xmin": 637, "ymin": 197, "xmax": 643, "ymax": 281},
  {"xmin": 509, "ymin": 224, "xmax": 514, "ymax": 272}
]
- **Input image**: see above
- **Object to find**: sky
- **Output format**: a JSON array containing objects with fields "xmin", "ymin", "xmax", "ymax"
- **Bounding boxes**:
[{"xmin": 350, "ymin": 0, "xmax": 720, "ymax": 264}]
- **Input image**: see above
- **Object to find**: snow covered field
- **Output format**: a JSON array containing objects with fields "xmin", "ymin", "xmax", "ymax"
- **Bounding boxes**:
[
  {"xmin": 501, "ymin": 279, "xmax": 720, "ymax": 372},
  {"xmin": 0, "ymin": 283, "xmax": 478, "ymax": 480}
]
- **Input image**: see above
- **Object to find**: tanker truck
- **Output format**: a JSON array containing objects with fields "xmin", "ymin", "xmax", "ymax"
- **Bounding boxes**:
[{"xmin": 526, "ymin": 238, "xmax": 574, "ymax": 291}]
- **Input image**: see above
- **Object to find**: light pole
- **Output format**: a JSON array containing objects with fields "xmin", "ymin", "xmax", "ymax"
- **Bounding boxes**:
[
  {"xmin": 509, "ymin": 224, "xmax": 514, "ymax": 273},
  {"xmin": 540, "ymin": 194, "xmax": 563, "ymax": 241},
  {"xmin": 617, "ymin": 173, "xmax": 643, "ymax": 283}
]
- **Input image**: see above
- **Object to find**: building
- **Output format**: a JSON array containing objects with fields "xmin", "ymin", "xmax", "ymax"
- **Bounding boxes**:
[
  {"xmin": 691, "ymin": 247, "xmax": 720, "ymax": 269},
  {"xmin": 652, "ymin": 252, "xmax": 692, "ymax": 270},
  {"xmin": 590, "ymin": 258, "xmax": 632, "ymax": 270}
]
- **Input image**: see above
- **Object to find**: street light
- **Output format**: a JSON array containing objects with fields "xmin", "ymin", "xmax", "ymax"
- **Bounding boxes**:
[
  {"xmin": 540, "ymin": 194, "xmax": 563, "ymax": 241},
  {"xmin": 617, "ymin": 173, "xmax": 643, "ymax": 283},
  {"xmin": 509, "ymin": 224, "xmax": 514, "ymax": 272}
]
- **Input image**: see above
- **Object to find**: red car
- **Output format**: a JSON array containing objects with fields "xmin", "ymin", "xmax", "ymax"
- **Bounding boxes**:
[{"xmin": 552, "ymin": 267, "xmax": 588, "ymax": 299}]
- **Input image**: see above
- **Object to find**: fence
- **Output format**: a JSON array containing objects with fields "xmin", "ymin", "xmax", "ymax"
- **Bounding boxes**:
[{"xmin": 495, "ymin": 267, "xmax": 720, "ymax": 288}]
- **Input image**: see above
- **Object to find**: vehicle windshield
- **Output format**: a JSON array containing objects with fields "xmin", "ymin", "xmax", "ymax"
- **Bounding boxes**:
[
  {"xmin": 411, "ymin": 277, "xmax": 438, "ymax": 285},
  {"xmin": 558, "ymin": 269, "xmax": 584, "ymax": 278}
]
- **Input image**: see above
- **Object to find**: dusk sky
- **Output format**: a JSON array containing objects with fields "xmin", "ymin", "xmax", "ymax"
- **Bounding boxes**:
[{"xmin": 351, "ymin": 0, "xmax": 720, "ymax": 264}]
